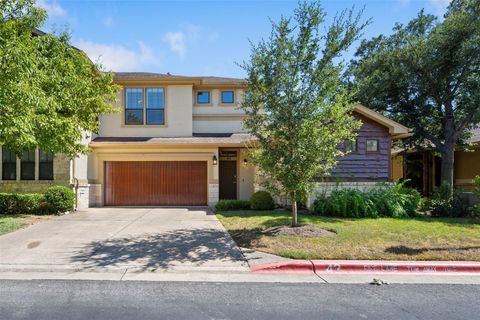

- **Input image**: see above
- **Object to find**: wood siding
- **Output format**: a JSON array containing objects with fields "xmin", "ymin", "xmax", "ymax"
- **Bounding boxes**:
[
  {"xmin": 104, "ymin": 161, "xmax": 208, "ymax": 206},
  {"xmin": 328, "ymin": 112, "xmax": 391, "ymax": 182}
]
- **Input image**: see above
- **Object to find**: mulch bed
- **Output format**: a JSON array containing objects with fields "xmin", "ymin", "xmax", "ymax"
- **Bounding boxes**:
[{"xmin": 263, "ymin": 224, "xmax": 336, "ymax": 238}]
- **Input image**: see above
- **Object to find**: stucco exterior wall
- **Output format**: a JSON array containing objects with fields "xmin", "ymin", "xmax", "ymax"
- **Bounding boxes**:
[
  {"xmin": 454, "ymin": 146, "xmax": 480, "ymax": 190},
  {"xmin": 238, "ymin": 148, "xmax": 255, "ymax": 200},
  {"xmin": 192, "ymin": 120, "xmax": 245, "ymax": 133}
]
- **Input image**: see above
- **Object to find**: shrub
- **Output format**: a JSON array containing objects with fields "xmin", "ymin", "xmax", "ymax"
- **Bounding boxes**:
[
  {"xmin": 215, "ymin": 199, "xmax": 251, "ymax": 211},
  {"xmin": 429, "ymin": 182, "xmax": 470, "ymax": 218},
  {"xmin": 250, "ymin": 191, "xmax": 274, "ymax": 210},
  {"xmin": 311, "ymin": 182, "xmax": 421, "ymax": 218},
  {"xmin": 44, "ymin": 186, "xmax": 75, "ymax": 213},
  {"xmin": 472, "ymin": 176, "xmax": 480, "ymax": 218},
  {"xmin": 0, "ymin": 193, "xmax": 45, "ymax": 215}
]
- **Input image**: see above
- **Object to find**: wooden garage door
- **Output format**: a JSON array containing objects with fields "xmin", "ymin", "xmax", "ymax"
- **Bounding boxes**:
[{"xmin": 104, "ymin": 161, "xmax": 208, "ymax": 206}]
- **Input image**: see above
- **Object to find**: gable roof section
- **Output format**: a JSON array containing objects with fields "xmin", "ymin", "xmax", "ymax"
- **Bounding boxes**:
[{"xmin": 354, "ymin": 104, "xmax": 411, "ymax": 139}]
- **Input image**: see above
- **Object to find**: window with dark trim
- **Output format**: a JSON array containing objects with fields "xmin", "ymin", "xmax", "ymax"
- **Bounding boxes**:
[
  {"xmin": 125, "ymin": 88, "xmax": 144, "ymax": 125},
  {"xmin": 196, "ymin": 91, "xmax": 210, "ymax": 104},
  {"xmin": 146, "ymin": 88, "xmax": 165, "ymax": 125},
  {"xmin": 344, "ymin": 139, "xmax": 357, "ymax": 153},
  {"xmin": 2, "ymin": 147, "xmax": 16, "ymax": 180},
  {"xmin": 21, "ymin": 150, "xmax": 35, "ymax": 180},
  {"xmin": 366, "ymin": 139, "xmax": 379, "ymax": 152},
  {"xmin": 39, "ymin": 150, "xmax": 54, "ymax": 180},
  {"xmin": 221, "ymin": 90, "xmax": 235, "ymax": 104}
]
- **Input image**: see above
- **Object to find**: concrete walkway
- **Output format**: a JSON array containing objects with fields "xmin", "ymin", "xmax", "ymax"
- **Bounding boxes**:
[{"xmin": 0, "ymin": 207, "xmax": 249, "ymax": 273}]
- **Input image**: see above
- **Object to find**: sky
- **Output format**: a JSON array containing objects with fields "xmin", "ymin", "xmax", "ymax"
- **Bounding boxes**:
[{"xmin": 37, "ymin": 0, "xmax": 451, "ymax": 78}]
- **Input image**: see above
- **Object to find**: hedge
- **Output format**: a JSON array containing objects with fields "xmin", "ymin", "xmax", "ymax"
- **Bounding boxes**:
[
  {"xmin": 215, "ymin": 199, "xmax": 251, "ymax": 211},
  {"xmin": 0, "ymin": 186, "xmax": 75, "ymax": 215},
  {"xmin": 250, "ymin": 191, "xmax": 275, "ymax": 210}
]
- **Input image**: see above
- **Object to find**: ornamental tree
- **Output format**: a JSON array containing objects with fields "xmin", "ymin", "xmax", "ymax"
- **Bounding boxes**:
[
  {"xmin": 349, "ymin": 0, "xmax": 480, "ymax": 189},
  {"xmin": 0, "ymin": 0, "xmax": 119, "ymax": 157},
  {"xmin": 240, "ymin": 1, "xmax": 366, "ymax": 226}
]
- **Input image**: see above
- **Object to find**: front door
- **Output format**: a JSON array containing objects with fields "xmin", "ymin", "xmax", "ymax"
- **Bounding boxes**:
[{"xmin": 219, "ymin": 160, "xmax": 237, "ymax": 199}]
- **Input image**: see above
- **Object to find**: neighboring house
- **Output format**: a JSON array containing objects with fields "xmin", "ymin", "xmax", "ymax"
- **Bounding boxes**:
[
  {"xmin": 0, "ymin": 72, "xmax": 410, "ymax": 209},
  {"xmin": 391, "ymin": 128, "xmax": 480, "ymax": 195}
]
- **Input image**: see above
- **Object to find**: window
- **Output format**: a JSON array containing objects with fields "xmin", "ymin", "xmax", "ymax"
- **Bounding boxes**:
[
  {"xmin": 221, "ymin": 90, "xmax": 235, "ymax": 104},
  {"xmin": 39, "ymin": 150, "xmax": 54, "ymax": 180},
  {"xmin": 21, "ymin": 150, "xmax": 35, "ymax": 180},
  {"xmin": 366, "ymin": 139, "xmax": 379, "ymax": 152},
  {"xmin": 125, "ymin": 88, "xmax": 144, "ymax": 125},
  {"xmin": 196, "ymin": 91, "xmax": 210, "ymax": 105},
  {"xmin": 146, "ymin": 88, "xmax": 165, "ymax": 125},
  {"xmin": 125, "ymin": 88, "xmax": 165, "ymax": 125},
  {"xmin": 2, "ymin": 147, "xmax": 16, "ymax": 180},
  {"xmin": 344, "ymin": 139, "xmax": 357, "ymax": 153}
]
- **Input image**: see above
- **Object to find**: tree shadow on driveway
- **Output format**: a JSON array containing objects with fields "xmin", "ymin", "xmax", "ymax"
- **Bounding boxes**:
[{"xmin": 70, "ymin": 228, "xmax": 247, "ymax": 270}]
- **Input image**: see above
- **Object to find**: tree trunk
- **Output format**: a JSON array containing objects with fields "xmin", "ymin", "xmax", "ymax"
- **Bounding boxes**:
[
  {"xmin": 291, "ymin": 192, "xmax": 298, "ymax": 227},
  {"xmin": 440, "ymin": 143, "xmax": 455, "ymax": 190}
]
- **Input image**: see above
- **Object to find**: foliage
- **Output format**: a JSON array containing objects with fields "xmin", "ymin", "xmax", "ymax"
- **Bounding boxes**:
[
  {"xmin": 240, "ymin": 0, "xmax": 368, "ymax": 225},
  {"xmin": 0, "ymin": 193, "xmax": 45, "ymax": 215},
  {"xmin": 215, "ymin": 199, "xmax": 251, "ymax": 211},
  {"xmin": 250, "ymin": 191, "xmax": 275, "ymax": 210},
  {"xmin": 472, "ymin": 175, "xmax": 480, "ymax": 217},
  {"xmin": 429, "ymin": 182, "xmax": 470, "ymax": 217},
  {"xmin": 312, "ymin": 182, "xmax": 421, "ymax": 218},
  {"xmin": 348, "ymin": 0, "xmax": 480, "ymax": 188},
  {"xmin": 0, "ymin": 0, "xmax": 119, "ymax": 157},
  {"xmin": 44, "ymin": 186, "xmax": 75, "ymax": 213}
]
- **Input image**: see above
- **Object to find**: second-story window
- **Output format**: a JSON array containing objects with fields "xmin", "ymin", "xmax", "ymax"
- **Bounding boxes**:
[
  {"xmin": 196, "ymin": 91, "xmax": 210, "ymax": 105},
  {"xmin": 21, "ymin": 150, "xmax": 35, "ymax": 180},
  {"xmin": 125, "ymin": 88, "xmax": 165, "ymax": 125},
  {"xmin": 146, "ymin": 88, "xmax": 165, "ymax": 125},
  {"xmin": 221, "ymin": 90, "xmax": 235, "ymax": 104},
  {"xmin": 125, "ymin": 88, "xmax": 144, "ymax": 125}
]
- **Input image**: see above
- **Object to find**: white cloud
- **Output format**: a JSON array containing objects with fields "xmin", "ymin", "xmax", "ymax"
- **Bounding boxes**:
[
  {"xmin": 163, "ymin": 24, "xmax": 218, "ymax": 59},
  {"xmin": 36, "ymin": 0, "xmax": 66, "ymax": 17},
  {"xmin": 103, "ymin": 17, "xmax": 114, "ymax": 28},
  {"xmin": 398, "ymin": 0, "xmax": 411, "ymax": 6},
  {"xmin": 74, "ymin": 39, "xmax": 160, "ymax": 72},
  {"xmin": 163, "ymin": 31, "xmax": 187, "ymax": 59}
]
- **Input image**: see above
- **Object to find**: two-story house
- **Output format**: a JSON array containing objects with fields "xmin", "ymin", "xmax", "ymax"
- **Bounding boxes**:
[{"xmin": 0, "ymin": 72, "xmax": 410, "ymax": 209}]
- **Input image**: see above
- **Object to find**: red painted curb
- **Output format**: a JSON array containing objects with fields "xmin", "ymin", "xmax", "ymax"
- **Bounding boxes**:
[
  {"xmin": 250, "ymin": 260, "xmax": 314, "ymax": 274},
  {"xmin": 251, "ymin": 260, "xmax": 480, "ymax": 275}
]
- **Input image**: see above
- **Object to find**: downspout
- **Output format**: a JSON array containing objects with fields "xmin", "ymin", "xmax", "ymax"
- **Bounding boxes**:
[{"xmin": 71, "ymin": 158, "xmax": 79, "ymax": 211}]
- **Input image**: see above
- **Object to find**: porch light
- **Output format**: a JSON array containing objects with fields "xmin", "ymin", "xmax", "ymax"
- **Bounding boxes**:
[
  {"xmin": 213, "ymin": 155, "xmax": 218, "ymax": 165},
  {"xmin": 243, "ymin": 158, "xmax": 248, "ymax": 166}
]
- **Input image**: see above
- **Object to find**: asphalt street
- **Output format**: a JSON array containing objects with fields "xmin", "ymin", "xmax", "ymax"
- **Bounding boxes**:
[{"xmin": 1, "ymin": 280, "xmax": 479, "ymax": 320}]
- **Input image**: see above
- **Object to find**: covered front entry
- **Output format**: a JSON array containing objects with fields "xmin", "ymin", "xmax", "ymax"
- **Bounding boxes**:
[{"xmin": 104, "ymin": 161, "xmax": 208, "ymax": 206}]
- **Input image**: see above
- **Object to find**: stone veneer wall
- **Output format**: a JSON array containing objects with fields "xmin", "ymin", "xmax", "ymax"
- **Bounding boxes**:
[
  {"xmin": 0, "ymin": 154, "xmax": 71, "ymax": 194},
  {"xmin": 208, "ymin": 183, "xmax": 219, "ymax": 207},
  {"xmin": 307, "ymin": 181, "xmax": 393, "ymax": 208}
]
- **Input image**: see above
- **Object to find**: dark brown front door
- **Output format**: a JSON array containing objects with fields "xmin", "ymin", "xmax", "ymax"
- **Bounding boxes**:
[
  {"xmin": 104, "ymin": 161, "xmax": 207, "ymax": 206},
  {"xmin": 219, "ymin": 160, "xmax": 237, "ymax": 199}
]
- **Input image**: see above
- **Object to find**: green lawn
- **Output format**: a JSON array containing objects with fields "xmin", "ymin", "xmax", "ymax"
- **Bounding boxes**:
[
  {"xmin": 0, "ymin": 215, "xmax": 51, "ymax": 236},
  {"xmin": 217, "ymin": 210, "xmax": 480, "ymax": 261}
]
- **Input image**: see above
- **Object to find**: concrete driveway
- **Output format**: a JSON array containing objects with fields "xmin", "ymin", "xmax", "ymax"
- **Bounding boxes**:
[{"xmin": 0, "ymin": 208, "xmax": 248, "ymax": 273}]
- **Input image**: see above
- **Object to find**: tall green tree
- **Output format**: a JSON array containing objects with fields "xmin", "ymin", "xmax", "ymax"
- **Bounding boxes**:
[
  {"xmin": 240, "ymin": 1, "xmax": 366, "ymax": 226},
  {"xmin": 0, "ymin": 0, "xmax": 118, "ymax": 157},
  {"xmin": 349, "ymin": 0, "xmax": 480, "ymax": 189}
]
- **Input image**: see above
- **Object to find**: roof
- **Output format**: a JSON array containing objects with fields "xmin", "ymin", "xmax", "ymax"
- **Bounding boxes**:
[
  {"xmin": 90, "ymin": 133, "xmax": 255, "ymax": 147},
  {"xmin": 113, "ymin": 72, "xmax": 246, "ymax": 86},
  {"xmin": 354, "ymin": 104, "xmax": 412, "ymax": 139}
]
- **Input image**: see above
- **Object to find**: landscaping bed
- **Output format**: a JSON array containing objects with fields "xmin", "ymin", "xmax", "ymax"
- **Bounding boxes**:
[{"xmin": 217, "ymin": 210, "xmax": 480, "ymax": 261}]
